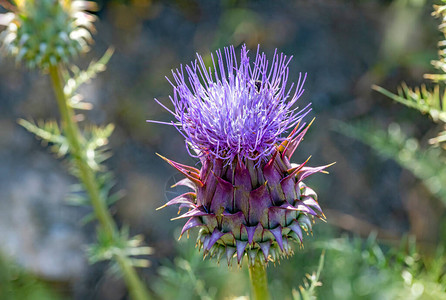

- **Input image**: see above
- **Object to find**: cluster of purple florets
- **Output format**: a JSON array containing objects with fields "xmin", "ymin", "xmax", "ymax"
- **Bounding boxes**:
[{"xmin": 155, "ymin": 45, "xmax": 310, "ymax": 163}]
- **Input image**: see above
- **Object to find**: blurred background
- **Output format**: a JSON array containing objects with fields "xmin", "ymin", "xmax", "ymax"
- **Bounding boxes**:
[{"xmin": 0, "ymin": 0, "xmax": 445, "ymax": 299}]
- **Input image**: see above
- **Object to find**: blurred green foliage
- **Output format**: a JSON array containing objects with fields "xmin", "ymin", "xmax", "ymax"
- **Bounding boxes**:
[
  {"xmin": 332, "ymin": 1, "xmax": 446, "ymax": 298},
  {"xmin": 292, "ymin": 251, "xmax": 324, "ymax": 300},
  {"xmin": 335, "ymin": 121, "xmax": 446, "ymax": 206},
  {"xmin": 0, "ymin": 254, "xmax": 64, "ymax": 300},
  {"xmin": 154, "ymin": 228, "xmax": 446, "ymax": 300},
  {"xmin": 374, "ymin": 0, "xmax": 446, "ymax": 150},
  {"xmin": 153, "ymin": 232, "xmax": 248, "ymax": 300},
  {"xmin": 312, "ymin": 234, "xmax": 446, "ymax": 300}
]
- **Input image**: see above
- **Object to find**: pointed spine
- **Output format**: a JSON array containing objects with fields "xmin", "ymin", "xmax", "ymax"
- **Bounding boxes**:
[
  {"xmin": 269, "ymin": 227, "xmax": 283, "ymax": 251},
  {"xmin": 180, "ymin": 217, "xmax": 203, "ymax": 237},
  {"xmin": 157, "ymin": 153, "xmax": 204, "ymax": 187},
  {"xmin": 226, "ymin": 246, "xmax": 236, "ymax": 265},
  {"xmin": 259, "ymin": 241, "xmax": 272, "ymax": 261},
  {"xmin": 236, "ymin": 240, "xmax": 248, "ymax": 263}
]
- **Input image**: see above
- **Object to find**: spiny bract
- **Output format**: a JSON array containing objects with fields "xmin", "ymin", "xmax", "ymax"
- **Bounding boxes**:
[
  {"xmin": 0, "ymin": 0, "xmax": 96, "ymax": 69},
  {"xmin": 154, "ymin": 45, "xmax": 331, "ymax": 266}
]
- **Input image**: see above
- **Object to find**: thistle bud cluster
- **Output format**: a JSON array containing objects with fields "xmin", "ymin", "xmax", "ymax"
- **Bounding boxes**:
[{"xmin": 0, "ymin": 0, "xmax": 96, "ymax": 69}]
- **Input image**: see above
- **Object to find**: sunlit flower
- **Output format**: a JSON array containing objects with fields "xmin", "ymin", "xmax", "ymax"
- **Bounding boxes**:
[{"xmin": 154, "ymin": 45, "xmax": 331, "ymax": 265}]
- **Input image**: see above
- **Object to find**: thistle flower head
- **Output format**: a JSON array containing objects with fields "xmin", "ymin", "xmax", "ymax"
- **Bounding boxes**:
[
  {"xmin": 161, "ymin": 45, "xmax": 310, "ymax": 164},
  {"xmin": 0, "ymin": 0, "xmax": 97, "ymax": 69},
  {"xmin": 154, "ymin": 45, "xmax": 331, "ymax": 266}
]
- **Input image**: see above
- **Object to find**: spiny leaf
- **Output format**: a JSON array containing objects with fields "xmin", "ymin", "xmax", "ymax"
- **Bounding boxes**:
[
  {"xmin": 87, "ymin": 228, "xmax": 152, "ymax": 268},
  {"xmin": 85, "ymin": 123, "xmax": 115, "ymax": 171},
  {"xmin": 66, "ymin": 193, "xmax": 90, "ymax": 206},
  {"xmin": 373, "ymin": 83, "xmax": 446, "ymax": 123},
  {"xmin": 66, "ymin": 171, "xmax": 124, "ymax": 210},
  {"xmin": 429, "ymin": 126, "xmax": 446, "ymax": 148},
  {"xmin": 68, "ymin": 93, "xmax": 93, "ymax": 111},
  {"xmin": 63, "ymin": 47, "xmax": 114, "ymax": 97},
  {"xmin": 18, "ymin": 119, "xmax": 69, "ymax": 156}
]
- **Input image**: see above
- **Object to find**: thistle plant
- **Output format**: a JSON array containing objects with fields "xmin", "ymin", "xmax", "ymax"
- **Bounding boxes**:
[
  {"xmin": 349, "ymin": 1, "xmax": 446, "ymax": 209},
  {"xmin": 152, "ymin": 45, "xmax": 331, "ymax": 299},
  {"xmin": 0, "ymin": 1, "xmax": 151, "ymax": 299},
  {"xmin": 373, "ymin": 1, "xmax": 446, "ymax": 147}
]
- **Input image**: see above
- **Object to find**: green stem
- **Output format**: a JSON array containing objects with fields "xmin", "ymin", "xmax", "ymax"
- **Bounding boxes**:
[
  {"xmin": 248, "ymin": 260, "xmax": 270, "ymax": 300},
  {"xmin": 115, "ymin": 254, "xmax": 151, "ymax": 300},
  {"xmin": 48, "ymin": 65, "xmax": 151, "ymax": 300}
]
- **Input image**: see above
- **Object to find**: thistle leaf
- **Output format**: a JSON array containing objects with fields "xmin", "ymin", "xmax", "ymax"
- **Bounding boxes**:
[
  {"xmin": 86, "ymin": 227, "xmax": 152, "ymax": 268},
  {"xmin": 84, "ymin": 123, "xmax": 115, "ymax": 171},
  {"xmin": 429, "ymin": 126, "xmax": 446, "ymax": 148},
  {"xmin": 18, "ymin": 118, "xmax": 69, "ymax": 156},
  {"xmin": 372, "ymin": 84, "xmax": 446, "ymax": 123},
  {"xmin": 63, "ymin": 47, "xmax": 114, "ymax": 97}
]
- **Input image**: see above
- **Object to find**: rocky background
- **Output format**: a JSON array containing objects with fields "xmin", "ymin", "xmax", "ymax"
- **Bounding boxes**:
[{"xmin": 0, "ymin": 0, "xmax": 444, "ymax": 299}]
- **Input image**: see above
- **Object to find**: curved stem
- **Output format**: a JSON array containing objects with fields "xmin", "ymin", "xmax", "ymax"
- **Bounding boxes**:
[
  {"xmin": 248, "ymin": 260, "xmax": 270, "ymax": 300},
  {"xmin": 48, "ymin": 64, "xmax": 151, "ymax": 300}
]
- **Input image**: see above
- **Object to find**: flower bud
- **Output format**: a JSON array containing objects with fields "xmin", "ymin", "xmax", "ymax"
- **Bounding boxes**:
[{"xmin": 0, "ymin": 0, "xmax": 97, "ymax": 69}]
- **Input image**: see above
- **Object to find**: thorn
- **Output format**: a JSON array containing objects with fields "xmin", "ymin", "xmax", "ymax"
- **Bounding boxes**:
[
  {"xmin": 278, "ymin": 120, "xmax": 301, "ymax": 152},
  {"xmin": 156, "ymin": 204, "xmax": 167, "ymax": 211},
  {"xmin": 284, "ymin": 118, "xmax": 315, "ymax": 159},
  {"xmin": 156, "ymin": 153, "xmax": 204, "ymax": 187},
  {"xmin": 320, "ymin": 162, "xmax": 336, "ymax": 174}
]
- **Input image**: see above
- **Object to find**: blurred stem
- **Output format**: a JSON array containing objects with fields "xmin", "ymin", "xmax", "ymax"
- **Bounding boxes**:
[
  {"xmin": 115, "ymin": 254, "xmax": 151, "ymax": 300},
  {"xmin": 249, "ymin": 260, "xmax": 270, "ymax": 300},
  {"xmin": 48, "ymin": 64, "xmax": 151, "ymax": 300},
  {"xmin": 48, "ymin": 64, "xmax": 115, "ymax": 237}
]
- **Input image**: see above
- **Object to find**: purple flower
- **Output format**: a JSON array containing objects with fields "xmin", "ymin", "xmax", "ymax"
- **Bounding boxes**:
[
  {"xmin": 153, "ymin": 45, "xmax": 330, "ymax": 266},
  {"xmin": 154, "ymin": 45, "xmax": 311, "ymax": 164}
]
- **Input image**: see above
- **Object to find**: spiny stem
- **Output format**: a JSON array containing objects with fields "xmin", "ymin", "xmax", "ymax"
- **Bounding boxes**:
[
  {"xmin": 248, "ymin": 260, "xmax": 270, "ymax": 300},
  {"xmin": 48, "ymin": 64, "xmax": 151, "ymax": 300}
]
